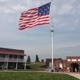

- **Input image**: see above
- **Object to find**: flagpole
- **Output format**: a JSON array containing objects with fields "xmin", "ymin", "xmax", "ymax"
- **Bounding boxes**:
[{"xmin": 51, "ymin": 0, "xmax": 54, "ymax": 72}]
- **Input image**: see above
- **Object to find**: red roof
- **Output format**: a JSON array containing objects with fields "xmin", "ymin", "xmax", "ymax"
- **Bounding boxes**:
[{"xmin": 0, "ymin": 47, "xmax": 26, "ymax": 56}]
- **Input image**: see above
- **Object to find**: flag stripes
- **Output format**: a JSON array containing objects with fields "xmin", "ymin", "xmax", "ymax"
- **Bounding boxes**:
[{"xmin": 19, "ymin": 2, "xmax": 51, "ymax": 30}]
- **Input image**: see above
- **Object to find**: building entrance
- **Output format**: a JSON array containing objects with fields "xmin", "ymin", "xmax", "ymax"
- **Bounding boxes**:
[{"xmin": 70, "ymin": 63, "xmax": 79, "ymax": 72}]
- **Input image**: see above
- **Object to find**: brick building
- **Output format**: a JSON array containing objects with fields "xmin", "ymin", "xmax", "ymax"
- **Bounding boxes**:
[
  {"xmin": 0, "ymin": 47, "xmax": 26, "ymax": 69},
  {"xmin": 46, "ymin": 56, "xmax": 80, "ymax": 72}
]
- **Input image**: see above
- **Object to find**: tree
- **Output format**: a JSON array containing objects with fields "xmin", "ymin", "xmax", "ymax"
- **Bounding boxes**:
[
  {"xmin": 58, "ymin": 58, "xmax": 62, "ymax": 60},
  {"xmin": 26, "ymin": 55, "xmax": 31, "ymax": 63},
  {"xmin": 35, "ymin": 54, "xmax": 40, "ymax": 62}
]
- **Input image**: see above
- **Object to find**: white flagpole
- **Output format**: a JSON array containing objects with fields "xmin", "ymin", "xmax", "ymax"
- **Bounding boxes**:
[{"xmin": 50, "ymin": 0, "xmax": 54, "ymax": 72}]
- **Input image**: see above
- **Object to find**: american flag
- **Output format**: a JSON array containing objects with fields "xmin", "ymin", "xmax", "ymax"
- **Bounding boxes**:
[{"xmin": 19, "ymin": 2, "xmax": 51, "ymax": 30}]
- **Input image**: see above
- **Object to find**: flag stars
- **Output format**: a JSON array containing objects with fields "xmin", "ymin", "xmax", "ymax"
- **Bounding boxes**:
[
  {"xmin": 19, "ymin": 2, "xmax": 51, "ymax": 30},
  {"xmin": 38, "ymin": 2, "xmax": 51, "ymax": 16}
]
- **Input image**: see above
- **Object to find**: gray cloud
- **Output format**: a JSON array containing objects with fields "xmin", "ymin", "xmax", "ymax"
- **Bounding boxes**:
[
  {"xmin": 0, "ymin": 0, "xmax": 80, "ymax": 61},
  {"xmin": 0, "ymin": 0, "xmax": 10, "ymax": 2}
]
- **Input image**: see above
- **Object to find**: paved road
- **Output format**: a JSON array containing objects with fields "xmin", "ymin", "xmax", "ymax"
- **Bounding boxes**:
[{"xmin": 66, "ymin": 73, "xmax": 80, "ymax": 79}]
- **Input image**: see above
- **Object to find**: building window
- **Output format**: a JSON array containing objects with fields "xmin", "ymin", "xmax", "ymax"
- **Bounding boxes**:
[
  {"xmin": 67, "ymin": 59, "xmax": 70, "ymax": 61},
  {"xmin": 9, "ymin": 55, "xmax": 12, "ymax": 58},
  {"xmin": 78, "ymin": 59, "xmax": 80, "ymax": 61},
  {"xmin": 9, "ymin": 55, "xmax": 17, "ymax": 59},
  {"xmin": 59, "ymin": 63, "xmax": 63, "ymax": 69},
  {"xmin": 72, "ymin": 59, "xmax": 77, "ymax": 61},
  {"xmin": 14, "ymin": 55, "xmax": 17, "ymax": 58},
  {"xmin": 18, "ymin": 56, "xmax": 23, "ymax": 59},
  {"xmin": 0, "ymin": 54, "xmax": 5, "ymax": 58}
]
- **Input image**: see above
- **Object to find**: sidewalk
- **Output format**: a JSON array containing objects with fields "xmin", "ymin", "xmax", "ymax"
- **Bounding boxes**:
[{"xmin": 66, "ymin": 73, "xmax": 80, "ymax": 79}]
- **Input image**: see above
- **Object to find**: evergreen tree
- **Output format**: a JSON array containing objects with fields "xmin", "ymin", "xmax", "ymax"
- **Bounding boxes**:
[
  {"xmin": 26, "ymin": 55, "xmax": 31, "ymax": 63},
  {"xmin": 35, "ymin": 54, "xmax": 40, "ymax": 62}
]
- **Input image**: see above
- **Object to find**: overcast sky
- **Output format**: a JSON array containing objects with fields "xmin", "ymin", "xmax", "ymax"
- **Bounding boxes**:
[{"xmin": 0, "ymin": 0, "xmax": 80, "ymax": 62}]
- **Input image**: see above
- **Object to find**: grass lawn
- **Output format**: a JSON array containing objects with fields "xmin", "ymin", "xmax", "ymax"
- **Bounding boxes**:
[
  {"xmin": 25, "ymin": 62, "xmax": 46, "ymax": 71},
  {"xmin": 0, "ymin": 72, "xmax": 79, "ymax": 80}
]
